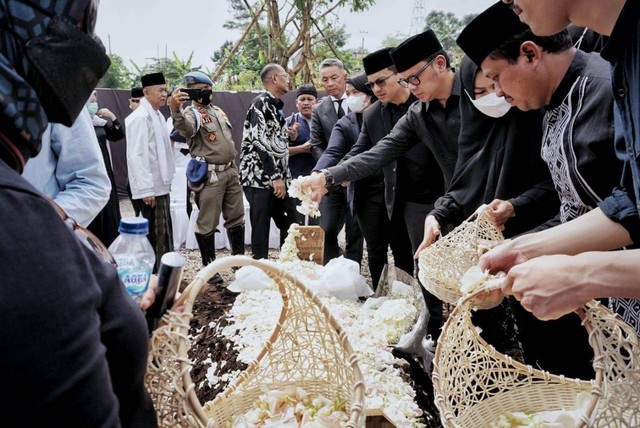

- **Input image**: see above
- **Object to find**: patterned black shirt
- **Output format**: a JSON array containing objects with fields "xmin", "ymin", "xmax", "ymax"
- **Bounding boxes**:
[{"xmin": 239, "ymin": 92, "xmax": 290, "ymax": 189}]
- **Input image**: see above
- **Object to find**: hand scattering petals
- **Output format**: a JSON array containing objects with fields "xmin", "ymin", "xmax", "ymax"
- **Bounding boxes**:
[{"xmin": 289, "ymin": 177, "xmax": 320, "ymax": 218}]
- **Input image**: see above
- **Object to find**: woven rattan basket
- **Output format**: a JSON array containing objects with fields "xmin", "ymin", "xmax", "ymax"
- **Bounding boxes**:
[
  {"xmin": 418, "ymin": 205, "xmax": 503, "ymax": 308},
  {"xmin": 433, "ymin": 282, "xmax": 640, "ymax": 427},
  {"xmin": 145, "ymin": 256, "xmax": 366, "ymax": 427}
]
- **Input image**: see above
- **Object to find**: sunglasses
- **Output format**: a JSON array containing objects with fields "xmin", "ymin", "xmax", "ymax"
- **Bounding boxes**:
[
  {"xmin": 129, "ymin": 98, "xmax": 140, "ymax": 104},
  {"xmin": 364, "ymin": 73, "xmax": 395, "ymax": 90},
  {"xmin": 397, "ymin": 59, "xmax": 435, "ymax": 88},
  {"xmin": 46, "ymin": 196, "xmax": 117, "ymax": 266}
]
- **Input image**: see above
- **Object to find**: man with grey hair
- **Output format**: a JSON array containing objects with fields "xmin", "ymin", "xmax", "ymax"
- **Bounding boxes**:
[
  {"xmin": 126, "ymin": 72, "xmax": 175, "ymax": 272},
  {"xmin": 239, "ymin": 63, "xmax": 296, "ymax": 259},
  {"xmin": 310, "ymin": 58, "xmax": 363, "ymax": 266}
]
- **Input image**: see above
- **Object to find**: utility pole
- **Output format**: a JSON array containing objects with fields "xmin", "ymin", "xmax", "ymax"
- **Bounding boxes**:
[
  {"xmin": 410, "ymin": 0, "xmax": 428, "ymax": 35},
  {"xmin": 359, "ymin": 31, "xmax": 368, "ymax": 55}
]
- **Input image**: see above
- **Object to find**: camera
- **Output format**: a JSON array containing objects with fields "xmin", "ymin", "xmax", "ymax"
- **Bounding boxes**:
[{"xmin": 181, "ymin": 87, "xmax": 202, "ymax": 101}]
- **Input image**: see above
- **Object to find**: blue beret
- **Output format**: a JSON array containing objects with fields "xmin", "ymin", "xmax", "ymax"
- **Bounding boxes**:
[{"xmin": 184, "ymin": 71, "xmax": 213, "ymax": 86}]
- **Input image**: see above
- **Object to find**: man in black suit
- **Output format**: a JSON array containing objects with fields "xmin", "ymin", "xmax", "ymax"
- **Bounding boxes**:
[
  {"xmin": 307, "ymin": 30, "xmax": 462, "ymax": 339},
  {"xmin": 310, "ymin": 58, "xmax": 363, "ymax": 265},
  {"xmin": 339, "ymin": 48, "xmax": 419, "ymax": 286}
]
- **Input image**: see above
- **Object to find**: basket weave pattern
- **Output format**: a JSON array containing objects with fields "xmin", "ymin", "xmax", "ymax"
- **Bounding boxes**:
[
  {"xmin": 433, "ymin": 283, "xmax": 640, "ymax": 427},
  {"xmin": 144, "ymin": 256, "xmax": 365, "ymax": 428},
  {"xmin": 418, "ymin": 206, "xmax": 503, "ymax": 307}
]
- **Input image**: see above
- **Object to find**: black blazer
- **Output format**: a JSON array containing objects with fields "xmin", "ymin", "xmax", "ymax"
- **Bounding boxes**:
[
  {"xmin": 310, "ymin": 96, "xmax": 340, "ymax": 161},
  {"xmin": 315, "ymin": 112, "xmax": 361, "ymax": 213},
  {"xmin": 329, "ymin": 99, "xmax": 459, "ymax": 212}
]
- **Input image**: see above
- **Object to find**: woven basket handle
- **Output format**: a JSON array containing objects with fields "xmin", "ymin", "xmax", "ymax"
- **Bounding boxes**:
[{"xmin": 465, "ymin": 204, "xmax": 490, "ymax": 223}]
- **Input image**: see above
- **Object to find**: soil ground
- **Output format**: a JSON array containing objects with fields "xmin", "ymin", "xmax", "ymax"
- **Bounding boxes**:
[{"xmin": 121, "ymin": 200, "xmax": 442, "ymax": 426}]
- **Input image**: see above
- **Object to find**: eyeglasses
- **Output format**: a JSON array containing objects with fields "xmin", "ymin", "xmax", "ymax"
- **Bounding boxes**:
[
  {"xmin": 129, "ymin": 98, "xmax": 140, "ymax": 104},
  {"xmin": 274, "ymin": 73, "xmax": 289, "ymax": 80},
  {"xmin": 397, "ymin": 59, "xmax": 435, "ymax": 88},
  {"xmin": 46, "ymin": 196, "xmax": 117, "ymax": 266},
  {"xmin": 364, "ymin": 73, "xmax": 395, "ymax": 90}
]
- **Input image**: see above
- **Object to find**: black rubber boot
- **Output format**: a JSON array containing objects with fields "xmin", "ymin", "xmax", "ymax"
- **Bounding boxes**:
[
  {"xmin": 195, "ymin": 231, "xmax": 223, "ymax": 285},
  {"xmin": 227, "ymin": 225, "xmax": 245, "ymax": 256}
]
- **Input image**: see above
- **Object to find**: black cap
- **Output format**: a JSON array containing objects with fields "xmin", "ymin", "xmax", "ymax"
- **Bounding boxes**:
[
  {"xmin": 131, "ymin": 87, "xmax": 143, "ymax": 98},
  {"xmin": 295, "ymin": 84, "xmax": 318, "ymax": 99},
  {"xmin": 141, "ymin": 72, "xmax": 166, "ymax": 88},
  {"xmin": 363, "ymin": 47, "xmax": 394, "ymax": 75},
  {"xmin": 390, "ymin": 30, "xmax": 443, "ymax": 73},
  {"xmin": 457, "ymin": 1, "xmax": 529, "ymax": 67}
]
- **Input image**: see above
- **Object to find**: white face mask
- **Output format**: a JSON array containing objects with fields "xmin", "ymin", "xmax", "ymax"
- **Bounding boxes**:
[
  {"xmin": 465, "ymin": 90, "xmax": 512, "ymax": 118},
  {"xmin": 346, "ymin": 94, "xmax": 367, "ymax": 113}
]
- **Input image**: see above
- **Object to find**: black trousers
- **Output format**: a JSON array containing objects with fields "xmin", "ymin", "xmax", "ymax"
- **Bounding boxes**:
[
  {"xmin": 136, "ymin": 194, "xmax": 173, "ymax": 273},
  {"xmin": 389, "ymin": 202, "xmax": 415, "ymax": 277},
  {"xmin": 403, "ymin": 199, "xmax": 443, "ymax": 340},
  {"xmin": 243, "ymin": 186, "xmax": 295, "ymax": 260},
  {"xmin": 319, "ymin": 186, "xmax": 363, "ymax": 265},
  {"xmin": 355, "ymin": 181, "xmax": 390, "ymax": 289}
]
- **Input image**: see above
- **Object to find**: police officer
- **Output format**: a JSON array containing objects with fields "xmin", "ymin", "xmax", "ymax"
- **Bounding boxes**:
[{"xmin": 169, "ymin": 71, "xmax": 245, "ymax": 284}]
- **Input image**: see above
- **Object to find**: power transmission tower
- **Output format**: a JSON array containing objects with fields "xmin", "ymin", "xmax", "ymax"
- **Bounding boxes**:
[{"xmin": 410, "ymin": 0, "xmax": 428, "ymax": 35}]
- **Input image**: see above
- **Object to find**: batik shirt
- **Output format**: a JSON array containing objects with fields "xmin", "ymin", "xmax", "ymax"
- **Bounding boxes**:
[
  {"xmin": 540, "ymin": 50, "xmax": 623, "ymax": 227},
  {"xmin": 239, "ymin": 91, "xmax": 290, "ymax": 189}
]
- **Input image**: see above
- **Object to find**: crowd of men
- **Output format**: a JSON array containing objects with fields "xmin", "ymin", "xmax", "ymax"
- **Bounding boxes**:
[{"xmin": 3, "ymin": 0, "xmax": 640, "ymax": 425}]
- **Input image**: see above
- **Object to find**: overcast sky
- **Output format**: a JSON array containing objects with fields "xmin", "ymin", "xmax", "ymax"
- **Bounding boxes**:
[{"xmin": 95, "ymin": 0, "xmax": 495, "ymax": 71}]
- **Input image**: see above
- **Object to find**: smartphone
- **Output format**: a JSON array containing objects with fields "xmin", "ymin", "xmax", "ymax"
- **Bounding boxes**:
[{"xmin": 181, "ymin": 88, "xmax": 202, "ymax": 101}]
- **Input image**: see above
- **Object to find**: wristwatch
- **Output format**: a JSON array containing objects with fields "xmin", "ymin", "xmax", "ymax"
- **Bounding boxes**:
[{"xmin": 319, "ymin": 168, "xmax": 335, "ymax": 186}]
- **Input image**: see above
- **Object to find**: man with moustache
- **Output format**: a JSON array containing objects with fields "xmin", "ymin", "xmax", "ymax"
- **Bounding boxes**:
[
  {"xmin": 306, "ymin": 30, "xmax": 461, "ymax": 338},
  {"xmin": 286, "ymin": 84, "xmax": 320, "ymax": 225},
  {"xmin": 126, "ymin": 72, "xmax": 175, "ymax": 271},
  {"xmin": 310, "ymin": 58, "xmax": 363, "ymax": 265},
  {"xmin": 170, "ymin": 71, "xmax": 245, "ymax": 284},
  {"xmin": 458, "ymin": 2, "xmax": 629, "ymax": 377},
  {"xmin": 473, "ymin": 0, "xmax": 640, "ymax": 328}
]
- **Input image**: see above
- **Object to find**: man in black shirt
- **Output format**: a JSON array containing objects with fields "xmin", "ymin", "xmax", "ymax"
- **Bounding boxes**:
[{"xmin": 306, "ymin": 29, "xmax": 461, "ymax": 339}]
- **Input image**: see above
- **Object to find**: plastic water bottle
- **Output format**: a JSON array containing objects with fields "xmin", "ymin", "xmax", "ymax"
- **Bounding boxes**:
[{"xmin": 108, "ymin": 217, "xmax": 156, "ymax": 303}]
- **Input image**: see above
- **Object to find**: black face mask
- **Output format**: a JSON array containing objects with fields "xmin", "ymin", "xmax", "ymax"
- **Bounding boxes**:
[
  {"xmin": 198, "ymin": 90, "xmax": 213, "ymax": 106},
  {"xmin": 24, "ymin": 15, "xmax": 110, "ymax": 126}
]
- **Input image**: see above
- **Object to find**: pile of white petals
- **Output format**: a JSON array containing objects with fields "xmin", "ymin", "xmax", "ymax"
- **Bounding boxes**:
[
  {"xmin": 459, "ymin": 266, "xmax": 504, "ymax": 294},
  {"xmin": 288, "ymin": 177, "xmax": 320, "ymax": 218},
  {"xmin": 279, "ymin": 224, "xmax": 305, "ymax": 263},
  {"xmin": 200, "ymin": 229, "xmax": 423, "ymax": 427},
  {"xmin": 217, "ymin": 288, "xmax": 424, "ymax": 427},
  {"xmin": 230, "ymin": 386, "xmax": 348, "ymax": 428},
  {"xmin": 489, "ymin": 392, "xmax": 591, "ymax": 428}
]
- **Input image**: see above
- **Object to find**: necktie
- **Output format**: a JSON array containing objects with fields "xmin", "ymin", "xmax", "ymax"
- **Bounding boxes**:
[{"xmin": 335, "ymin": 99, "xmax": 345, "ymax": 119}]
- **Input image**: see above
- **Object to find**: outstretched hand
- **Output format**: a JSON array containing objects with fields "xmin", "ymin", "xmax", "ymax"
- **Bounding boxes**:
[
  {"xmin": 303, "ymin": 172, "xmax": 329, "ymax": 203},
  {"xmin": 502, "ymin": 254, "xmax": 589, "ymax": 320}
]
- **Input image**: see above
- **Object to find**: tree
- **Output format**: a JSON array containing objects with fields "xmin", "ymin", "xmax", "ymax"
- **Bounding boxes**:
[
  {"xmin": 129, "ymin": 51, "xmax": 202, "ymax": 89},
  {"xmin": 381, "ymin": 32, "xmax": 410, "ymax": 49},
  {"xmin": 98, "ymin": 53, "xmax": 131, "ymax": 89},
  {"xmin": 424, "ymin": 10, "xmax": 464, "ymax": 68},
  {"xmin": 211, "ymin": 0, "xmax": 375, "ymax": 89}
]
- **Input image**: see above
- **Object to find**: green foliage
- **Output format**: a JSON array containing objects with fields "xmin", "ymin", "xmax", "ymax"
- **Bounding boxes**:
[
  {"xmin": 461, "ymin": 13, "xmax": 479, "ymax": 27},
  {"xmin": 98, "ymin": 53, "xmax": 132, "ymax": 89},
  {"xmin": 128, "ymin": 51, "xmax": 203, "ymax": 89},
  {"xmin": 381, "ymin": 32, "xmax": 410, "ymax": 49},
  {"xmin": 424, "ymin": 10, "xmax": 465, "ymax": 68},
  {"xmin": 208, "ymin": 0, "xmax": 374, "ymax": 90}
]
